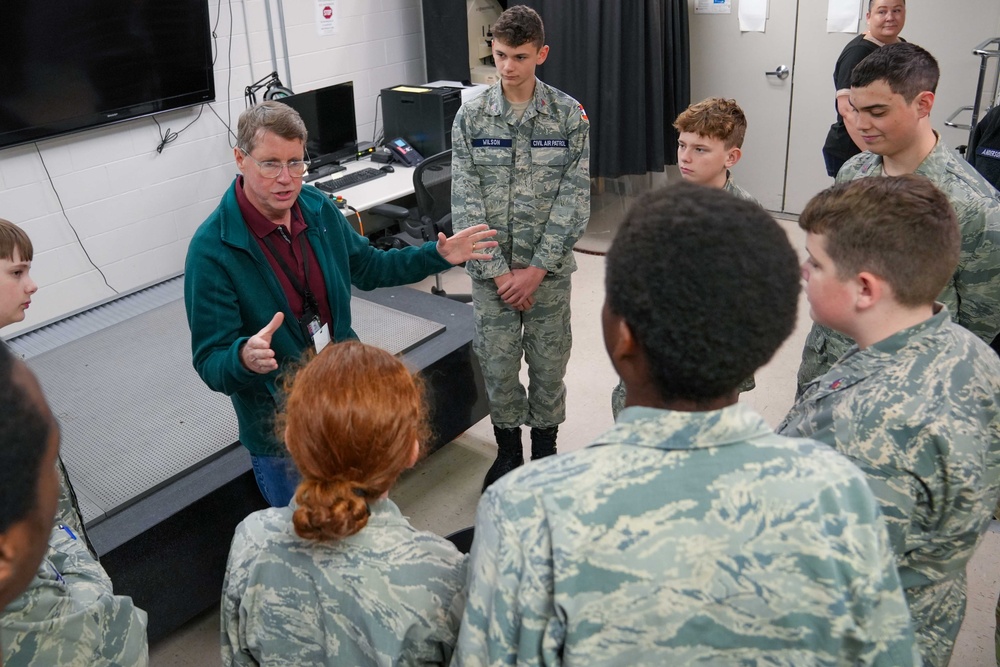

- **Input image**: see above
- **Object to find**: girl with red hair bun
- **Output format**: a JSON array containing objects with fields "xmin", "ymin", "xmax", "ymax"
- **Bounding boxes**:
[{"xmin": 221, "ymin": 341, "xmax": 467, "ymax": 666}]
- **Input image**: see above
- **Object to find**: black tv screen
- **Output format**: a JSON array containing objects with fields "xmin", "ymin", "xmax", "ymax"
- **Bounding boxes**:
[
  {"xmin": 278, "ymin": 83, "xmax": 358, "ymax": 170},
  {"xmin": 0, "ymin": 0, "xmax": 215, "ymax": 150}
]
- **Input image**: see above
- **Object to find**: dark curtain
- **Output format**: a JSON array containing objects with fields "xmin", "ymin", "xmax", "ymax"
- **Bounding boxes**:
[{"xmin": 518, "ymin": 0, "xmax": 690, "ymax": 178}]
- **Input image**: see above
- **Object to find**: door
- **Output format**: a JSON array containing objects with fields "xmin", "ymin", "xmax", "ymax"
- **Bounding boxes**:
[
  {"xmin": 688, "ymin": 0, "xmax": 798, "ymax": 212},
  {"xmin": 690, "ymin": 1, "xmax": 1000, "ymax": 215},
  {"xmin": 784, "ymin": 1, "xmax": 1000, "ymax": 214}
]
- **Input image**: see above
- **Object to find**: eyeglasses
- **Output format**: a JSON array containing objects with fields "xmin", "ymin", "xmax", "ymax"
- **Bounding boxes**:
[{"xmin": 239, "ymin": 147, "xmax": 310, "ymax": 178}]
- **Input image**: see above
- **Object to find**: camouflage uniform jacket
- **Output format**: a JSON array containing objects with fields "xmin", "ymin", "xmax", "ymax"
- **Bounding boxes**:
[
  {"xmin": 778, "ymin": 307, "xmax": 1000, "ymax": 667},
  {"xmin": 723, "ymin": 172, "xmax": 761, "ymax": 206},
  {"xmin": 221, "ymin": 499, "xmax": 467, "ymax": 666},
  {"xmin": 1, "ymin": 524, "xmax": 149, "ymax": 666},
  {"xmin": 454, "ymin": 403, "xmax": 920, "ymax": 667},
  {"xmin": 800, "ymin": 136, "xmax": 1000, "ymax": 386},
  {"xmin": 451, "ymin": 78, "xmax": 590, "ymax": 280}
]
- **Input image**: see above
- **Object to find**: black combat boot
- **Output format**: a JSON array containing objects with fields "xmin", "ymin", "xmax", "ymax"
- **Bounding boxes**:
[
  {"xmin": 530, "ymin": 426, "xmax": 558, "ymax": 460},
  {"xmin": 482, "ymin": 426, "xmax": 524, "ymax": 492}
]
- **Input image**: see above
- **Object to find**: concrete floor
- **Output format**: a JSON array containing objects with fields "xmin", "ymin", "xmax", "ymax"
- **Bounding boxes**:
[{"xmin": 151, "ymin": 208, "xmax": 1000, "ymax": 666}]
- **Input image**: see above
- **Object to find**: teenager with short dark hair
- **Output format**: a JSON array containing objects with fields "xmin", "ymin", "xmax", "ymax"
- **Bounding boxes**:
[
  {"xmin": 454, "ymin": 182, "xmax": 919, "ymax": 666},
  {"xmin": 798, "ymin": 42, "xmax": 1000, "ymax": 394},
  {"xmin": 451, "ymin": 5, "xmax": 591, "ymax": 490}
]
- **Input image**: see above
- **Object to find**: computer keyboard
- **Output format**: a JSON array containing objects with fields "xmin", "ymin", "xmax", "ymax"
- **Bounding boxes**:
[{"xmin": 315, "ymin": 167, "xmax": 387, "ymax": 194}]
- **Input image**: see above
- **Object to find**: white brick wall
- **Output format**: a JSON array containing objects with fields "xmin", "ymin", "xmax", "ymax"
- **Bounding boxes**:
[{"xmin": 0, "ymin": 0, "xmax": 426, "ymax": 337}]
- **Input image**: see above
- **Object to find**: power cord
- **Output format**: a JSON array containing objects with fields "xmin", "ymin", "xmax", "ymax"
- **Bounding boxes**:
[
  {"xmin": 34, "ymin": 145, "xmax": 118, "ymax": 295},
  {"xmin": 152, "ymin": 105, "xmax": 205, "ymax": 153},
  {"xmin": 346, "ymin": 205, "xmax": 364, "ymax": 235},
  {"xmin": 150, "ymin": 0, "xmax": 234, "ymax": 152},
  {"xmin": 208, "ymin": 0, "xmax": 238, "ymax": 147},
  {"xmin": 372, "ymin": 93, "xmax": 382, "ymax": 146}
]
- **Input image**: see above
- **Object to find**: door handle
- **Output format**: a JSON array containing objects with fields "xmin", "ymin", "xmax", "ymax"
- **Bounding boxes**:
[{"xmin": 765, "ymin": 65, "xmax": 790, "ymax": 80}]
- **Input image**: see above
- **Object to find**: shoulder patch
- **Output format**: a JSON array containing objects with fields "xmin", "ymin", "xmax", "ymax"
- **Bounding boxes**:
[{"xmin": 579, "ymin": 104, "xmax": 589, "ymax": 122}]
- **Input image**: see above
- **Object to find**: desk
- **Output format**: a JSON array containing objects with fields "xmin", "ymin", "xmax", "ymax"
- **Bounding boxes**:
[
  {"xmin": 310, "ymin": 157, "xmax": 417, "ymax": 237},
  {"xmin": 311, "ymin": 157, "xmax": 416, "ymax": 211}
]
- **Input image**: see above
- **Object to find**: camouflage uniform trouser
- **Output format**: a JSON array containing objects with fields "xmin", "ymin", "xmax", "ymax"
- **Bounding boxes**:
[{"xmin": 471, "ymin": 274, "xmax": 572, "ymax": 429}]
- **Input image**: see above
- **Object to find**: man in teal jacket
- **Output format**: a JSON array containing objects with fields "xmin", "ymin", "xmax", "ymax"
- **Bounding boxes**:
[{"xmin": 184, "ymin": 101, "xmax": 495, "ymax": 506}]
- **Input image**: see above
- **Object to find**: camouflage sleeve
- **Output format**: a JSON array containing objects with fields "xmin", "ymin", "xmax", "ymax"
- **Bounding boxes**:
[
  {"xmin": 952, "ymin": 198, "xmax": 1000, "ymax": 343},
  {"xmin": 529, "ymin": 108, "xmax": 591, "ymax": 274},
  {"xmin": 860, "ymin": 490, "xmax": 926, "ymax": 667},
  {"xmin": 451, "ymin": 107, "xmax": 511, "ymax": 280},
  {"xmin": 1, "ymin": 528, "xmax": 149, "ymax": 666},
  {"xmin": 220, "ymin": 527, "xmax": 256, "ymax": 667},
  {"xmin": 453, "ymin": 488, "xmax": 557, "ymax": 667}
]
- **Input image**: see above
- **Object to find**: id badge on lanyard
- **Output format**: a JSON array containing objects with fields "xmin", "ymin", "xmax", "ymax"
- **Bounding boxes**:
[
  {"xmin": 266, "ymin": 231, "xmax": 331, "ymax": 354},
  {"xmin": 308, "ymin": 317, "xmax": 331, "ymax": 353}
]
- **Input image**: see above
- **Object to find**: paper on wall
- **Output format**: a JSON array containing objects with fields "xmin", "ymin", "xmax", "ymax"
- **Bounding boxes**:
[
  {"xmin": 316, "ymin": 1, "xmax": 337, "ymax": 36},
  {"xmin": 695, "ymin": 0, "xmax": 732, "ymax": 14},
  {"xmin": 827, "ymin": 0, "xmax": 862, "ymax": 33},
  {"xmin": 738, "ymin": 0, "xmax": 768, "ymax": 32}
]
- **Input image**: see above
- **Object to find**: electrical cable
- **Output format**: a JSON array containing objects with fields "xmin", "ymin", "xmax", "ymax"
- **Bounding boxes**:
[
  {"xmin": 152, "ymin": 104, "xmax": 205, "ymax": 153},
  {"xmin": 34, "ymin": 145, "xmax": 119, "ymax": 295},
  {"xmin": 208, "ymin": 0, "xmax": 238, "ymax": 147},
  {"xmin": 346, "ymin": 206, "xmax": 364, "ymax": 236},
  {"xmin": 150, "ymin": 0, "xmax": 230, "ymax": 153},
  {"xmin": 372, "ymin": 93, "xmax": 382, "ymax": 146}
]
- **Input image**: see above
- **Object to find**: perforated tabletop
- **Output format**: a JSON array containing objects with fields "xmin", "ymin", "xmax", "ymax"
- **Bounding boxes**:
[{"xmin": 14, "ymin": 285, "xmax": 444, "ymax": 525}]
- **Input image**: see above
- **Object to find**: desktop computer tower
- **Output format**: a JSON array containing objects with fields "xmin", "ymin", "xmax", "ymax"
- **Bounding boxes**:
[{"xmin": 381, "ymin": 86, "xmax": 463, "ymax": 160}]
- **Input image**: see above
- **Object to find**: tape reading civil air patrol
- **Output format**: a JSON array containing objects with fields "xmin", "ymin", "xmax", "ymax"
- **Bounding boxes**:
[
  {"xmin": 531, "ymin": 139, "xmax": 568, "ymax": 148},
  {"xmin": 472, "ymin": 138, "xmax": 513, "ymax": 148}
]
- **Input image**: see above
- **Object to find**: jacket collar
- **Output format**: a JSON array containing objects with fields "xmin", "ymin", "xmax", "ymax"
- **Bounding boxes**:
[
  {"xmin": 591, "ymin": 402, "xmax": 774, "ymax": 452},
  {"xmin": 218, "ymin": 178, "xmax": 327, "ymax": 252},
  {"xmin": 483, "ymin": 78, "xmax": 551, "ymax": 121},
  {"xmin": 804, "ymin": 305, "xmax": 950, "ymax": 400}
]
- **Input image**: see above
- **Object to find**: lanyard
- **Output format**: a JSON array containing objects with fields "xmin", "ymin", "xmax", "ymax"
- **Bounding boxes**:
[{"xmin": 262, "ymin": 229, "xmax": 318, "ymax": 313}]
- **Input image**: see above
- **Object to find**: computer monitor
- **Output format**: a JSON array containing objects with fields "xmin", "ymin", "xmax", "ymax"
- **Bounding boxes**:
[{"xmin": 278, "ymin": 82, "xmax": 358, "ymax": 171}]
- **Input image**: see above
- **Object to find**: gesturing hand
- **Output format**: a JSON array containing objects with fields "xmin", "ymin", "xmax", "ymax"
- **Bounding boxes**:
[
  {"xmin": 241, "ymin": 312, "xmax": 284, "ymax": 374},
  {"xmin": 436, "ymin": 224, "xmax": 499, "ymax": 265}
]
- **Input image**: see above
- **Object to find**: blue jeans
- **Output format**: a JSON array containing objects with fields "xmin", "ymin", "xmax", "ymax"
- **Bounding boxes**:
[{"xmin": 250, "ymin": 454, "xmax": 301, "ymax": 507}]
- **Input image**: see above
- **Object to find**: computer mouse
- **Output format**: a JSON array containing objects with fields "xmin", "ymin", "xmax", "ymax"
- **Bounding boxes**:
[{"xmin": 380, "ymin": 164, "xmax": 395, "ymax": 173}]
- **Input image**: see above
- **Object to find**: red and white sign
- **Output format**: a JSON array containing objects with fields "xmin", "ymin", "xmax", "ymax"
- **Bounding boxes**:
[{"xmin": 316, "ymin": 1, "xmax": 337, "ymax": 36}]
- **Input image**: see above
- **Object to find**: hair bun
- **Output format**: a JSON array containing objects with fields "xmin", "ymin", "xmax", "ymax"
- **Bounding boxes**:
[{"xmin": 292, "ymin": 478, "xmax": 370, "ymax": 541}]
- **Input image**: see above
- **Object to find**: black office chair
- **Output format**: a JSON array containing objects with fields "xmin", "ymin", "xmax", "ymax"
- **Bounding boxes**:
[
  {"xmin": 370, "ymin": 150, "xmax": 471, "ymax": 302},
  {"xmin": 444, "ymin": 526, "xmax": 475, "ymax": 554}
]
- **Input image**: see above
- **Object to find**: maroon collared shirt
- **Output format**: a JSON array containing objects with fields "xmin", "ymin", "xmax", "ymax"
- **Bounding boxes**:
[{"xmin": 235, "ymin": 177, "xmax": 334, "ymax": 332}]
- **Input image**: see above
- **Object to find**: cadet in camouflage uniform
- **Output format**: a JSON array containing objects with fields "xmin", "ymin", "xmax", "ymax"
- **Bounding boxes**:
[
  {"xmin": 612, "ymin": 98, "xmax": 759, "ymax": 418},
  {"xmin": 1, "ymin": 220, "xmax": 91, "ymax": 554},
  {"xmin": 222, "ymin": 499, "xmax": 467, "ymax": 666},
  {"xmin": 455, "ymin": 183, "xmax": 920, "ymax": 666},
  {"xmin": 451, "ymin": 6, "xmax": 590, "ymax": 488},
  {"xmin": 778, "ymin": 176, "xmax": 1000, "ymax": 667},
  {"xmin": 2, "ymin": 521, "xmax": 149, "ymax": 667},
  {"xmin": 0, "ymin": 344, "xmax": 57, "ymax": 660},
  {"xmin": 797, "ymin": 42, "xmax": 1000, "ymax": 394},
  {"xmin": 221, "ymin": 342, "xmax": 466, "ymax": 666},
  {"xmin": 0, "ymin": 347, "xmax": 148, "ymax": 667}
]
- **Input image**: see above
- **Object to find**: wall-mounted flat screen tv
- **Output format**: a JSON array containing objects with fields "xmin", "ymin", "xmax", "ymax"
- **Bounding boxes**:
[{"xmin": 0, "ymin": 0, "xmax": 216, "ymax": 150}]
